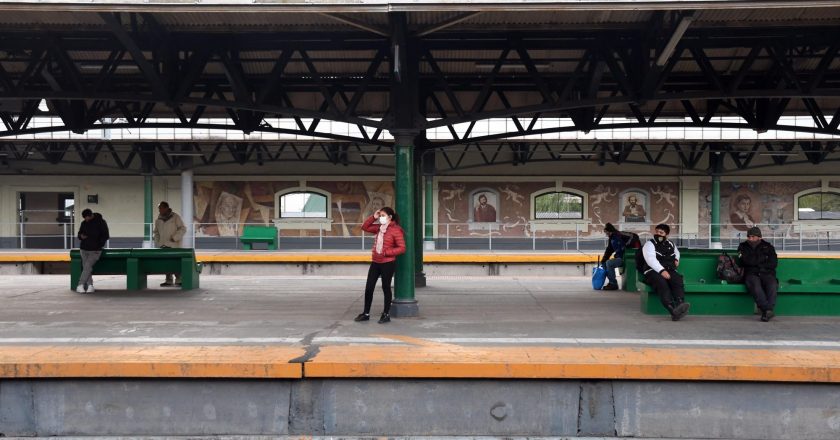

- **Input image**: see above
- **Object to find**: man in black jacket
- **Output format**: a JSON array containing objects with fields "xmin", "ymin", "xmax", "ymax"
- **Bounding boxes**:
[
  {"xmin": 738, "ymin": 226, "xmax": 778, "ymax": 322},
  {"xmin": 639, "ymin": 223, "xmax": 690, "ymax": 321},
  {"xmin": 76, "ymin": 209, "xmax": 110, "ymax": 293}
]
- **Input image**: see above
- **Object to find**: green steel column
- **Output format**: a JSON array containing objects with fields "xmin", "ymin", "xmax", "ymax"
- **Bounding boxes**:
[
  {"xmin": 711, "ymin": 173, "xmax": 721, "ymax": 248},
  {"xmin": 392, "ymin": 135, "xmax": 418, "ymax": 316},
  {"xmin": 424, "ymin": 173, "xmax": 434, "ymax": 249},
  {"xmin": 144, "ymin": 175, "xmax": 153, "ymax": 243}
]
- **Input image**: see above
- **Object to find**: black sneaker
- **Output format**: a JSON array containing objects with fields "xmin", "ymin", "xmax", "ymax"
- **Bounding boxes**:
[
  {"xmin": 354, "ymin": 313, "xmax": 370, "ymax": 322},
  {"xmin": 671, "ymin": 303, "xmax": 691, "ymax": 321},
  {"xmin": 761, "ymin": 310, "xmax": 775, "ymax": 322},
  {"xmin": 378, "ymin": 313, "xmax": 391, "ymax": 324},
  {"xmin": 602, "ymin": 284, "xmax": 619, "ymax": 291}
]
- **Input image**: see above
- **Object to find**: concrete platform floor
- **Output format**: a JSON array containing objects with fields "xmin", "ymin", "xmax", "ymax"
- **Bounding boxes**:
[{"xmin": 2, "ymin": 274, "xmax": 840, "ymax": 348}]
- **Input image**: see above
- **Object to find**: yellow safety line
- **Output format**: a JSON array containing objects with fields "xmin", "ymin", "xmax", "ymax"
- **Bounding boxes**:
[
  {"xmin": 0, "ymin": 252, "xmax": 837, "ymax": 264},
  {"xmin": 4, "ymin": 344, "xmax": 840, "ymax": 382},
  {"xmin": 305, "ymin": 345, "xmax": 840, "ymax": 382},
  {"xmin": 0, "ymin": 346, "xmax": 303, "ymax": 378}
]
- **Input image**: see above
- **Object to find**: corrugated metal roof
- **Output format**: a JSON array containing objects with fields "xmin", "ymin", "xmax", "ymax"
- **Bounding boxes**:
[{"xmin": 1, "ymin": 8, "xmax": 839, "ymax": 32}]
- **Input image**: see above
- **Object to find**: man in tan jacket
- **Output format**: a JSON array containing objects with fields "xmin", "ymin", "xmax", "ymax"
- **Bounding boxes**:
[{"xmin": 153, "ymin": 201, "xmax": 187, "ymax": 287}]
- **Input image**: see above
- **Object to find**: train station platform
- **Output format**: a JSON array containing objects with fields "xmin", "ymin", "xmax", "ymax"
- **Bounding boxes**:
[{"xmin": 2, "ymin": 274, "xmax": 840, "ymax": 438}]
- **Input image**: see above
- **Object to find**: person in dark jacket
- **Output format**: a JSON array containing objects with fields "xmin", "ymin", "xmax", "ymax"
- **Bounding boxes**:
[
  {"xmin": 738, "ymin": 226, "xmax": 778, "ymax": 322},
  {"xmin": 76, "ymin": 209, "xmax": 110, "ymax": 293},
  {"xmin": 355, "ymin": 206, "xmax": 406, "ymax": 324},
  {"xmin": 640, "ymin": 223, "xmax": 690, "ymax": 321},
  {"xmin": 600, "ymin": 223, "xmax": 626, "ymax": 290}
]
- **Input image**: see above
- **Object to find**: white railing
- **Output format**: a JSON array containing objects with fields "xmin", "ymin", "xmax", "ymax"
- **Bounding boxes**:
[{"xmin": 4, "ymin": 221, "xmax": 840, "ymax": 252}]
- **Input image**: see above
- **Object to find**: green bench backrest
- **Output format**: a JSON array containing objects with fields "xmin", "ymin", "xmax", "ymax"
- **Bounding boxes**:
[
  {"xmin": 776, "ymin": 259, "xmax": 840, "ymax": 284},
  {"xmin": 240, "ymin": 225, "xmax": 277, "ymax": 239}
]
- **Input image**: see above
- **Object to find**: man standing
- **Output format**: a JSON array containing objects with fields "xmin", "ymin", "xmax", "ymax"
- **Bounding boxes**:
[
  {"xmin": 76, "ymin": 209, "xmax": 110, "ymax": 293},
  {"xmin": 639, "ymin": 223, "xmax": 690, "ymax": 321},
  {"xmin": 600, "ymin": 223, "xmax": 631, "ymax": 290},
  {"xmin": 738, "ymin": 226, "xmax": 778, "ymax": 322},
  {"xmin": 153, "ymin": 201, "xmax": 187, "ymax": 287}
]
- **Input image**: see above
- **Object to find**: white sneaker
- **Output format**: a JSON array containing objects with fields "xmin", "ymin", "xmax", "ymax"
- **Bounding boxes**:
[
  {"xmin": 85, "ymin": 285, "xmax": 95, "ymax": 293},
  {"xmin": 75, "ymin": 285, "xmax": 85, "ymax": 293}
]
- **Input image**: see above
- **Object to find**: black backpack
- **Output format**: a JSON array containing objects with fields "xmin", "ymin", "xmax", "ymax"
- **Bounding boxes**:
[
  {"xmin": 716, "ymin": 251, "xmax": 744, "ymax": 283},
  {"xmin": 622, "ymin": 231, "xmax": 641, "ymax": 249}
]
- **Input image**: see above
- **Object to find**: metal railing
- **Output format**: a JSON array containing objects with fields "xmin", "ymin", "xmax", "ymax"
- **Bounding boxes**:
[{"xmin": 3, "ymin": 220, "xmax": 840, "ymax": 252}]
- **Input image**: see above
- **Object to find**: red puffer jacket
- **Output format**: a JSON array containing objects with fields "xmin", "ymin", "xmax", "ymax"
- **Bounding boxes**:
[{"xmin": 361, "ymin": 215, "xmax": 406, "ymax": 263}]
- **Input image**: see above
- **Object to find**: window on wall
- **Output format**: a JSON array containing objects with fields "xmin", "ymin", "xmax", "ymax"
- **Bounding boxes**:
[
  {"xmin": 798, "ymin": 192, "xmax": 840, "ymax": 220},
  {"xmin": 534, "ymin": 191, "xmax": 584, "ymax": 219},
  {"xmin": 56, "ymin": 193, "xmax": 74, "ymax": 223},
  {"xmin": 280, "ymin": 192, "xmax": 328, "ymax": 218}
]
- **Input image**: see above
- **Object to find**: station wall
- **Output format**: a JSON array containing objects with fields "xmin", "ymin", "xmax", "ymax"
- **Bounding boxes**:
[{"xmin": 1, "ymin": 167, "xmax": 839, "ymax": 246}]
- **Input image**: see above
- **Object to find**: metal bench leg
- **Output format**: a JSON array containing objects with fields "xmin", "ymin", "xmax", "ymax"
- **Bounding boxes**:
[
  {"xmin": 179, "ymin": 258, "xmax": 198, "ymax": 290},
  {"xmin": 70, "ymin": 258, "xmax": 81, "ymax": 290},
  {"xmin": 242, "ymin": 243, "xmax": 252, "ymax": 250},
  {"xmin": 268, "ymin": 240, "xmax": 277, "ymax": 251},
  {"xmin": 126, "ymin": 257, "xmax": 143, "ymax": 290}
]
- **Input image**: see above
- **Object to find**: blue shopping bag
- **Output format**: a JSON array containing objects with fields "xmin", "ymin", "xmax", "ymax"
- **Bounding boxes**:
[{"xmin": 591, "ymin": 265, "xmax": 607, "ymax": 290}]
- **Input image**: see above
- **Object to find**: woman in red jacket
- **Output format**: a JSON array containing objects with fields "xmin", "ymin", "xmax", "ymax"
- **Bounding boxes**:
[{"xmin": 355, "ymin": 206, "xmax": 406, "ymax": 324}]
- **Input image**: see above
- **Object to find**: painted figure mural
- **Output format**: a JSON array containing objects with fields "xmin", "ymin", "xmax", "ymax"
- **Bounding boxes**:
[
  {"xmin": 472, "ymin": 192, "xmax": 498, "ymax": 223},
  {"xmin": 621, "ymin": 192, "xmax": 647, "ymax": 223}
]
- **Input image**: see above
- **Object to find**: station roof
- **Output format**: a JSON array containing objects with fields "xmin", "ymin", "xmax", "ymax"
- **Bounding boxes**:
[{"xmin": 1, "ymin": 3, "xmax": 840, "ymax": 32}]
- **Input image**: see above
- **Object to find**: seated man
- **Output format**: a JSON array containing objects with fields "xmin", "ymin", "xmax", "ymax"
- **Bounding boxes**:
[
  {"xmin": 738, "ymin": 226, "xmax": 778, "ymax": 322},
  {"xmin": 639, "ymin": 223, "xmax": 690, "ymax": 321},
  {"xmin": 600, "ymin": 223, "xmax": 638, "ymax": 290}
]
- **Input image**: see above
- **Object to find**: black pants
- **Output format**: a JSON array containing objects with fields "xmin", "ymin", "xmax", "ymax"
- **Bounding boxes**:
[
  {"xmin": 645, "ymin": 269, "xmax": 686, "ymax": 311},
  {"xmin": 363, "ymin": 261, "xmax": 395, "ymax": 315},
  {"xmin": 745, "ymin": 272, "xmax": 778, "ymax": 312}
]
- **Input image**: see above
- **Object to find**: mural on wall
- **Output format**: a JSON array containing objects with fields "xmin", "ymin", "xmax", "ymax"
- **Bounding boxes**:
[
  {"xmin": 620, "ymin": 189, "xmax": 648, "ymax": 223},
  {"xmin": 310, "ymin": 180, "xmax": 394, "ymax": 237},
  {"xmin": 436, "ymin": 181, "xmax": 680, "ymax": 237},
  {"xmin": 471, "ymin": 189, "xmax": 498, "ymax": 223},
  {"xmin": 699, "ymin": 181, "xmax": 819, "ymax": 237},
  {"xmin": 194, "ymin": 181, "xmax": 296, "ymax": 237},
  {"xmin": 194, "ymin": 180, "xmax": 393, "ymax": 237}
]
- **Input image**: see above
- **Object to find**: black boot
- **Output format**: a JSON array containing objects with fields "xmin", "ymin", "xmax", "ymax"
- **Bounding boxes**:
[
  {"xmin": 378, "ymin": 313, "xmax": 391, "ymax": 324},
  {"xmin": 671, "ymin": 303, "xmax": 691, "ymax": 321},
  {"xmin": 761, "ymin": 309, "xmax": 775, "ymax": 322}
]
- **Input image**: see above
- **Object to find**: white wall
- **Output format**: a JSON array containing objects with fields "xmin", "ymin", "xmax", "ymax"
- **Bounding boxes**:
[{"xmin": 0, "ymin": 175, "xmax": 181, "ymax": 238}]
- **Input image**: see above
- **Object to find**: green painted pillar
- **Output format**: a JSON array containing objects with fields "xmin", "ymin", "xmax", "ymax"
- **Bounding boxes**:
[
  {"xmin": 392, "ymin": 134, "xmax": 418, "ymax": 317},
  {"xmin": 711, "ymin": 173, "xmax": 722, "ymax": 249},
  {"xmin": 144, "ymin": 175, "xmax": 153, "ymax": 245},
  {"xmin": 414, "ymin": 151, "xmax": 426, "ymax": 287}
]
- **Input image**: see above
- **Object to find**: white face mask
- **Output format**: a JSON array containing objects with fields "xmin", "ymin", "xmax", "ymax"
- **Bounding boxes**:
[{"xmin": 379, "ymin": 216, "xmax": 390, "ymax": 225}]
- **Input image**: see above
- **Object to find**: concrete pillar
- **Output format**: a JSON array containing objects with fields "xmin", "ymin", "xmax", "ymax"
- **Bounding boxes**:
[
  {"xmin": 414, "ymin": 150, "xmax": 426, "ymax": 287},
  {"xmin": 180, "ymin": 158, "xmax": 194, "ymax": 248},
  {"xmin": 143, "ymin": 175, "xmax": 153, "ymax": 247},
  {"xmin": 711, "ymin": 174, "xmax": 722, "ymax": 249},
  {"xmin": 392, "ymin": 133, "xmax": 418, "ymax": 317}
]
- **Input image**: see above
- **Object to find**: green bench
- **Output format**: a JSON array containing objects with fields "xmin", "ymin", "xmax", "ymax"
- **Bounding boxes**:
[
  {"xmin": 70, "ymin": 248, "xmax": 201, "ymax": 291},
  {"xmin": 627, "ymin": 248, "xmax": 840, "ymax": 316},
  {"xmin": 239, "ymin": 225, "xmax": 278, "ymax": 250}
]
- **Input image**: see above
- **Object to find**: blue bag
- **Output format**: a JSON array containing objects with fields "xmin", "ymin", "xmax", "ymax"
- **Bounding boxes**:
[{"xmin": 591, "ymin": 265, "xmax": 607, "ymax": 290}]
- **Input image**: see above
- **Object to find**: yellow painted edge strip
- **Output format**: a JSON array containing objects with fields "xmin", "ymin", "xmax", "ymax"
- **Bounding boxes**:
[
  {"xmin": 0, "ymin": 254, "xmax": 69, "ymax": 262},
  {"xmin": 0, "ymin": 346, "xmax": 303, "ymax": 379},
  {"xmin": 1, "ymin": 252, "xmax": 838, "ymax": 264},
  {"xmin": 305, "ymin": 346, "xmax": 840, "ymax": 383}
]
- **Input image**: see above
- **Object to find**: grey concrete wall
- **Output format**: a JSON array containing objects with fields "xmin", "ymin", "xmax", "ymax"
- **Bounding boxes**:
[{"xmin": 3, "ymin": 379, "xmax": 840, "ymax": 438}]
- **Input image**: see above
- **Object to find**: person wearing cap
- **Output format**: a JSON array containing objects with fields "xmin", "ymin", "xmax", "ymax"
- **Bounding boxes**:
[
  {"xmin": 75, "ymin": 209, "xmax": 110, "ymax": 293},
  {"xmin": 738, "ymin": 226, "xmax": 778, "ymax": 322},
  {"xmin": 153, "ymin": 201, "xmax": 187, "ymax": 287},
  {"xmin": 639, "ymin": 223, "xmax": 690, "ymax": 321},
  {"xmin": 600, "ymin": 223, "xmax": 627, "ymax": 290}
]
